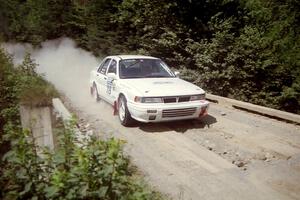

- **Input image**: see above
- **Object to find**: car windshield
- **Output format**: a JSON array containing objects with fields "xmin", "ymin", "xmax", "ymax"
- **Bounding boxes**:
[{"xmin": 119, "ymin": 58, "xmax": 174, "ymax": 79}]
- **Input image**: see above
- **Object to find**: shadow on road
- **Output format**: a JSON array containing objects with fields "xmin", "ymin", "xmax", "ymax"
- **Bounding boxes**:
[{"xmin": 138, "ymin": 114, "xmax": 217, "ymax": 133}]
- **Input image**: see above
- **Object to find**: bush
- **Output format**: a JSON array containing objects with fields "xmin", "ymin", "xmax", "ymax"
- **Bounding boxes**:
[
  {"xmin": 0, "ymin": 48, "xmax": 20, "ymax": 125},
  {"xmin": 17, "ymin": 52, "xmax": 59, "ymax": 107},
  {"xmin": 0, "ymin": 48, "xmax": 21, "ymax": 159},
  {"xmin": 0, "ymin": 121, "xmax": 162, "ymax": 200}
]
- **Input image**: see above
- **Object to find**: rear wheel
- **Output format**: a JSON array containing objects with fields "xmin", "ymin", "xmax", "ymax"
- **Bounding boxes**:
[
  {"xmin": 91, "ymin": 83, "xmax": 100, "ymax": 102},
  {"xmin": 118, "ymin": 95, "xmax": 133, "ymax": 126}
]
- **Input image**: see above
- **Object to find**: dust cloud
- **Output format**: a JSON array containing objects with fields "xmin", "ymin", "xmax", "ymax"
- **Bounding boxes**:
[{"xmin": 2, "ymin": 38, "xmax": 101, "ymax": 108}]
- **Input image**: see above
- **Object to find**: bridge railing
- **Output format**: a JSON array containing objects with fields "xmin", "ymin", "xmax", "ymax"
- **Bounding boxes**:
[{"xmin": 206, "ymin": 94, "xmax": 300, "ymax": 124}]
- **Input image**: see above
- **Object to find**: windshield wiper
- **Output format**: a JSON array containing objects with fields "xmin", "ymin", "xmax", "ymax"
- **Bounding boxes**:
[
  {"xmin": 122, "ymin": 76, "xmax": 144, "ymax": 79},
  {"xmin": 144, "ymin": 74, "xmax": 170, "ymax": 78}
]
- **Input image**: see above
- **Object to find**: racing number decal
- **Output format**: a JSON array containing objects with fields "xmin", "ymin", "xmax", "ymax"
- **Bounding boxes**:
[{"xmin": 106, "ymin": 77, "xmax": 114, "ymax": 94}]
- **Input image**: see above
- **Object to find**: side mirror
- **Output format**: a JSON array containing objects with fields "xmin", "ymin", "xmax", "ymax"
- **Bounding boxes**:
[
  {"xmin": 174, "ymin": 71, "xmax": 180, "ymax": 77},
  {"xmin": 107, "ymin": 73, "xmax": 118, "ymax": 80}
]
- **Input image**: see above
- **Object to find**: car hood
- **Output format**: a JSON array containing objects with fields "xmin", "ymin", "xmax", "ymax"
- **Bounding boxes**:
[{"xmin": 120, "ymin": 78, "xmax": 205, "ymax": 96}]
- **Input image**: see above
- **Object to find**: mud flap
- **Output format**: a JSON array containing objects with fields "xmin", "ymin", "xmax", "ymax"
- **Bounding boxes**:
[
  {"xmin": 199, "ymin": 106, "xmax": 208, "ymax": 117},
  {"xmin": 90, "ymin": 86, "xmax": 93, "ymax": 95},
  {"xmin": 113, "ymin": 100, "xmax": 118, "ymax": 115}
]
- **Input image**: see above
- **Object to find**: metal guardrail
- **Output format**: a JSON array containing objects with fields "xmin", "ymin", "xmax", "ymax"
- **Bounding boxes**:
[{"xmin": 206, "ymin": 94, "xmax": 300, "ymax": 124}]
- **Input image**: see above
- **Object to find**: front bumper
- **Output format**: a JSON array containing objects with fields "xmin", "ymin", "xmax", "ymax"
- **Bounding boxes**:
[{"xmin": 127, "ymin": 100, "xmax": 209, "ymax": 123}]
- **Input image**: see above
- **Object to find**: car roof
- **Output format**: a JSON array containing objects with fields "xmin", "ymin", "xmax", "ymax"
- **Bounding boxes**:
[{"xmin": 107, "ymin": 55, "xmax": 159, "ymax": 60}]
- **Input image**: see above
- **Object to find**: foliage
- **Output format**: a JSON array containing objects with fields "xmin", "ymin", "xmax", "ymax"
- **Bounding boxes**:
[
  {"xmin": 184, "ymin": 0, "xmax": 300, "ymax": 112},
  {"xmin": 0, "ymin": 48, "xmax": 20, "ymax": 160},
  {"xmin": 0, "ymin": 48, "xmax": 20, "ymax": 129},
  {"xmin": 17, "ymin": 52, "xmax": 59, "ymax": 107},
  {"xmin": 0, "ymin": 121, "xmax": 162, "ymax": 200},
  {"xmin": 0, "ymin": 0, "xmax": 299, "ymax": 113}
]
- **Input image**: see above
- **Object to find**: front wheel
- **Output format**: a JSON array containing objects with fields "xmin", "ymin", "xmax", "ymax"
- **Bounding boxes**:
[{"xmin": 118, "ymin": 95, "xmax": 133, "ymax": 126}]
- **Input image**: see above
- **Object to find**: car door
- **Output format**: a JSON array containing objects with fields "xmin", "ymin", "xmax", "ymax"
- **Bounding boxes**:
[
  {"xmin": 95, "ymin": 58, "xmax": 111, "ymax": 98},
  {"xmin": 105, "ymin": 59, "xmax": 118, "ymax": 103}
]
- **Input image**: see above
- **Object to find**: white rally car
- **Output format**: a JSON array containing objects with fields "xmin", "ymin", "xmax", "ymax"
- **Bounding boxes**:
[{"xmin": 90, "ymin": 55, "xmax": 209, "ymax": 126}]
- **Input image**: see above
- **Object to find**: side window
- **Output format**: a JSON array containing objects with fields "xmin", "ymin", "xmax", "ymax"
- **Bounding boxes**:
[
  {"xmin": 97, "ymin": 58, "xmax": 111, "ymax": 74},
  {"xmin": 107, "ymin": 59, "xmax": 117, "ymax": 74},
  {"xmin": 96, "ymin": 60, "xmax": 104, "ymax": 72}
]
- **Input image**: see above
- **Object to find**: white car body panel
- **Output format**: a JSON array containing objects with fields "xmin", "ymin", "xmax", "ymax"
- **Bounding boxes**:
[
  {"xmin": 120, "ymin": 78, "xmax": 205, "ymax": 97},
  {"xmin": 90, "ymin": 55, "xmax": 209, "ymax": 123}
]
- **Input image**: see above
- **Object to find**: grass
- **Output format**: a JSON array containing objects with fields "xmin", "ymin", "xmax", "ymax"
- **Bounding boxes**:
[{"xmin": 20, "ymin": 75, "xmax": 59, "ymax": 107}]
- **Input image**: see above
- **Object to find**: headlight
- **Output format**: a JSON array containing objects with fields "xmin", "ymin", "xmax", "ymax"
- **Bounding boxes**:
[
  {"xmin": 190, "ymin": 94, "xmax": 205, "ymax": 101},
  {"xmin": 142, "ymin": 97, "xmax": 163, "ymax": 103},
  {"xmin": 134, "ymin": 96, "xmax": 142, "ymax": 102},
  {"xmin": 134, "ymin": 96, "xmax": 163, "ymax": 103}
]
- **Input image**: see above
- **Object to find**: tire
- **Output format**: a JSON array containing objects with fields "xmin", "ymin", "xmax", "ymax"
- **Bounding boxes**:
[
  {"xmin": 91, "ymin": 83, "xmax": 100, "ymax": 102},
  {"xmin": 118, "ymin": 95, "xmax": 133, "ymax": 126}
]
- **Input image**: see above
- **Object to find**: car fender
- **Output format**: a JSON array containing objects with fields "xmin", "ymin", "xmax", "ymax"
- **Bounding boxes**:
[
  {"xmin": 117, "ymin": 83, "xmax": 142, "ymax": 103},
  {"xmin": 115, "ymin": 83, "xmax": 142, "ymax": 115}
]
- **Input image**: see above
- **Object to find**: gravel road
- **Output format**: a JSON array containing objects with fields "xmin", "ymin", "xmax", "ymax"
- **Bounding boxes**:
[{"xmin": 5, "ymin": 39, "xmax": 300, "ymax": 200}]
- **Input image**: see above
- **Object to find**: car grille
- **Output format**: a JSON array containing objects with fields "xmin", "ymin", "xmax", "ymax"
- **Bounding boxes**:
[
  {"xmin": 178, "ymin": 96, "xmax": 190, "ymax": 102},
  {"xmin": 162, "ymin": 107, "xmax": 196, "ymax": 118},
  {"xmin": 163, "ymin": 96, "xmax": 190, "ymax": 103},
  {"xmin": 164, "ymin": 97, "xmax": 177, "ymax": 103}
]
